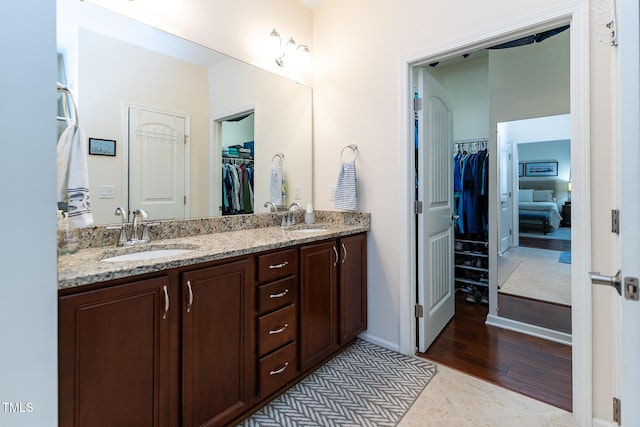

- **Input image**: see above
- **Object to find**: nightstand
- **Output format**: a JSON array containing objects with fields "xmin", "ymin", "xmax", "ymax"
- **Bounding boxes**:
[{"xmin": 561, "ymin": 202, "xmax": 571, "ymax": 227}]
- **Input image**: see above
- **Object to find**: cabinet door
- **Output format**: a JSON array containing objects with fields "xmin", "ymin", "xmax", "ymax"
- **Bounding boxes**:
[
  {"xmin": 182, "ymin": 258, "xmax": 255, "ymax": 427},
  {"xmin": 299, "ymin": 240, "xmax": 339, "ymax": 371},
  {"xmin": 339, "ymin": 233, "xmax": 368, "ymax": 344},
  {"xmin": 59, "ymin": 276, "xmax": 171, "ymax": 427}
]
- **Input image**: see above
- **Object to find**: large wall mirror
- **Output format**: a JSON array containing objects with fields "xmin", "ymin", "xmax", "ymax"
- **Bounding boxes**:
[{"xmin": 57, "ymin": 0, "xmax": 312, "ymax": 225}]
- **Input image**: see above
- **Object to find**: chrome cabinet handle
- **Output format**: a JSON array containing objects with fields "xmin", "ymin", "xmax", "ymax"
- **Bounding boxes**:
[
  {"xmin": 270, "ymin": 289, "xmax": 289, "ymax": 299},
  {"xmin": 269, "ymin": 361, "xmax": 289, "ymax": 376},
  {"xmin": 186, "ymin": 280, "xmax": 193, "ymax": 313},
  {"xmin": 269, "ymin": 261, "xmax": 289, "ymax": 269},
  {"xmin": 341, "ymin": 243, "xmax": 347, "ymax": 264},
  {"xmin": 268, "ymin": 323, "xmax": 289, "ymax": 335},
  {"xmin": 333, "ymin": 246, "xmax": 338, "ymax": 267},
  {"xmin": 162, "ymin": 285, "xmax": 169, "ymax": 320}
]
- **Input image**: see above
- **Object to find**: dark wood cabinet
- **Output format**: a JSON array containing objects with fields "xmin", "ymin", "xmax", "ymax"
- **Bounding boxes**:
[
  {"xmin": 181, "ymin": 258, "xmax": 254, "ymax": 427},
  {"xmin": 59, "ymin": 232, "xmax": 366, "ymax": 426},
  {"xmin": 561, "ymin": 202, "xmax": 571, "ymax": 227},
  {"xmin": 59, "ymin": 276, "xmax": 171, "ymax": 427},
  {"xmin": 256, "ymin": 248, "xmax": 299, "ymax": 397},
  {"xmin": 339, "ymin": 233, "xmax": 368, "ymax": 344},
  {"xmin": 299, "ymin": 240, "xmax": 339, "ymax": 371}
]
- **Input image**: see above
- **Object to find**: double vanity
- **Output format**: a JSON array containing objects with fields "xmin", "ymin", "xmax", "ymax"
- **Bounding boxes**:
[{"xmin": 57, "ymin": 211, "xmax": 369, "ymax": 427}]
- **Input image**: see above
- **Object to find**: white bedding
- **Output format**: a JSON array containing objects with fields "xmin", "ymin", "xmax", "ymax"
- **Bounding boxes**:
[{"xmin": 519, "ymin": 201, "xmax": 563, "ymax": 229}]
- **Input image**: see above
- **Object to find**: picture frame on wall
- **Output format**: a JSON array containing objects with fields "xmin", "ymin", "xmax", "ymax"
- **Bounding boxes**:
[
  {"xmin": 518, "ymin": 163, "xmax": 524, "ymax": 177},
  {"xmin": 88, "ymin": 138, "xmax": 116, "ymax": 156},
  {"xmin": 525, "ymin": 161, "xmax": 558, "ymax": 177}
]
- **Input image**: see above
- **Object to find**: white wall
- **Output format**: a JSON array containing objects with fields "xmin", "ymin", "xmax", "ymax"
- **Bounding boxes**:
[
  {"xmin": 81, "ymin": 0, "xmax": 314, "ymax": 85},
  {"xmin": 209, "ymin": 58, "xmax": 313, "ymax": 211},
  {"xmin": 1, "ymin": 3, "xmax": 58, "ymax": 427},
  {"xmin": 79, "ymin": 29, "xmax": 210, "ymax": 223},
  {"xmin": 313, "ymin": 0, "xmax": 615, "ymax": 421}
]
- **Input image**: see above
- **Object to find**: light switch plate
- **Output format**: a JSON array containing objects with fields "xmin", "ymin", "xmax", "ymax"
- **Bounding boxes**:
[{"xmin": 99, "ymin": 185, "xmax": 115, "ymax": 199}]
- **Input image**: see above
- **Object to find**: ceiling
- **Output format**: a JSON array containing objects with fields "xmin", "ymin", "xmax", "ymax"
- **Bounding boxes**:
[{"xmin": 296, "ymin": 0, "xmax": 325, "ymax": 10}]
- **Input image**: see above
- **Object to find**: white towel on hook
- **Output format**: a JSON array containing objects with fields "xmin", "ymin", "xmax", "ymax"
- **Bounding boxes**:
[
  {"xmin": 334, "ymin": 160, "xmax": 357, "ymax": 211},
  {"xmin": 57, "ymin": 124, "xmax": 94, "ymax": 228},
  {"xmin": 270, "ymin": 165, "xmax": 283, "ymax": 205}
]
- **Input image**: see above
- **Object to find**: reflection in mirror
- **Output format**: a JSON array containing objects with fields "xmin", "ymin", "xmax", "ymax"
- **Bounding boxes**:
[{"xmin": 57, "ymin": 0, "xmax": 312, "ymax": 225}]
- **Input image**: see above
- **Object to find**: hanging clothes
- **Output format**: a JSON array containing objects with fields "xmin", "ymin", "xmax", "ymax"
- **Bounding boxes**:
[
  {"xmin": 221, "ymin": 157, "xmax": 254, "ymax": 215},
  {"xmin": 453, "ymin": 144, "xmax": 488, "ymax": 239}
]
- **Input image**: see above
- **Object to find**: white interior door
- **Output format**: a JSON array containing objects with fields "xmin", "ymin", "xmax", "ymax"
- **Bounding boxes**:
[
  {"xmin": 129, "ymin": 107, "xmax": 188, "ymax": 220},
  {"xmin": 498, "ymin": 133, "xmax": 513, "ymax": 254},
  {"xmin": 417, "ymin": 68, "xmax": 455, "ymax": 352},
  {"xmin": 617, "ymin": 1, "xmax": 640, "ymax": 423}
]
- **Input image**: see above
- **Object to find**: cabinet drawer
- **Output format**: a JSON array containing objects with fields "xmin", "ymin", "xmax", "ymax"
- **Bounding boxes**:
[
  {"xmin": 257, "ymin": 249, "xmax": 297, "ymax": 282},
  {"xmin": 259, "ymin": 341, "xmax": 297, "ymax": 397},
  {"xmin": 258, "ymin": 276, "xmax": 297, "ymax": 314},
  {"xmin": 258, "ymin": 304, "xmax": 297, "ymax": 355}
]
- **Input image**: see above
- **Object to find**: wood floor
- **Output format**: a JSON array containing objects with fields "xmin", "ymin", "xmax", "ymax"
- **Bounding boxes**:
[{"xmin": 419, "ymin": 292, "xmax": 573, "ymax": 412}]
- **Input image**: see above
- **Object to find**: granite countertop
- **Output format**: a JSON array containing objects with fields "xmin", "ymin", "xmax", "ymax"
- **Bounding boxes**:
[{"xmin": 58, "ymin": 223, "xmax": 369, "ymax": 290}]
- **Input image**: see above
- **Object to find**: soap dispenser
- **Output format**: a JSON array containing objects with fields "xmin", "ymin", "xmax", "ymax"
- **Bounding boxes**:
[{"xmin": 305, "ymin": 203, "xmax": 315, "ymax": 225}]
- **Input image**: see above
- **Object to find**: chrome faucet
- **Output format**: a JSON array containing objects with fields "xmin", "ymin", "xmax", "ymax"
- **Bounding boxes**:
[
  {"xmin": 108, "ymin": 207, "xmax": 153, "ymax": 246},
  {"xmin": 108, "ymin": 206, "xmax": 129, "ymax": 245},
  {"xmin": 131, "ymin": 208, "xmax": 148, "ymax": 243},
  {"xmin": 264, "ymin": 201, "xmax": 278, "ymax": 213},
  {"xmin": 286, "ymin": 202, "xmax": 303, "ymax": 225}
]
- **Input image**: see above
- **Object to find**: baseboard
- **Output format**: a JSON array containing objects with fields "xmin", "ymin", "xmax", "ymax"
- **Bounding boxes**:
[
  {"xmin": 486, "ymin": 314, "xmax": 572, "ymax": 345},
  {"xmin": 593, "ymin": 418, "xmax": 617, "ymax": 427},
  {"xmin": 358, "ymin": 332, "xmax": 401, "ymax": 353}
]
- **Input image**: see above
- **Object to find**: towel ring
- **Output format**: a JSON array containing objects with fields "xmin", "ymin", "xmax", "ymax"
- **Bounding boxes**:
[
  {"xmin": 271, "ymin": 153, "xmax": 284, "ymax": 167},
  {"xmin": 340, "ymin": 144, "xmax": 358, "ymax": 162}
]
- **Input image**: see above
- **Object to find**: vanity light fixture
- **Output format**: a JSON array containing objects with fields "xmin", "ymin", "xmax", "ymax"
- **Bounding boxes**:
[{"xmin": 270, "ymin": 28, "xmax": 310, "ymax": 67}]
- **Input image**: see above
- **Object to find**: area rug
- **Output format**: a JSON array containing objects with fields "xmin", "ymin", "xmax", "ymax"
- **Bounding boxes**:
[
  {"xmin": 558, "ymin": 252, "xmax": 571, "ymax": 264},
  {"xmin": 239, "ymin": 339, "xmax": 437, "ymax": 426},
  {"xmin": 499, "ymin": 248, "xmax": 571, "ymax": 306}
]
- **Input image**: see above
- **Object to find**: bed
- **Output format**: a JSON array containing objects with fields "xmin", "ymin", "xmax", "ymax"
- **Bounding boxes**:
[{"xmin": 518, "ymin": 188, "xmax": 563, "ymax": 234}]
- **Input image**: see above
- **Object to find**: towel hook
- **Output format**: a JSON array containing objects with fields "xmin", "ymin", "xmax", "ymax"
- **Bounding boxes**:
[
  {"xmin": 340, "ymin": 144, "xmax": 358, "ymax": 162},
  {"xmin": 271, "ymin": 153, "xmax": 284, "ymax": 167}
]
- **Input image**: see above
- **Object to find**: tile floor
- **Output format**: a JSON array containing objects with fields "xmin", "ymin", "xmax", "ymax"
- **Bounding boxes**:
[{"xmin": 399, "ymin": 363, "xmax": 578, "ymax": 427}]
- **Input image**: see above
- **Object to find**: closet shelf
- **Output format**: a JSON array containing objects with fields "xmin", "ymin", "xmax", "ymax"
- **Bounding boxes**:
[
  {"xmin": 454, "ymin": 250, "xmax": 488, "ymax": 258},
  {"xmin": 455, "ymin": 278, "xmax": 489, "ymax": 288},
  {"xmin": 454, "ymin": 265, "xmax": 488, "ymax": 273}
]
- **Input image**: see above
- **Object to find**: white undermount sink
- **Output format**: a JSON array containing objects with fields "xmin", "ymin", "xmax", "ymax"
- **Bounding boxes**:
[
  {"xmin": 289, "ymin": 227, "xmax": 329, "ymax": 233},
  {"xmin": 101, "ymin": 249, "xmax": 193, "ymax": 262}
]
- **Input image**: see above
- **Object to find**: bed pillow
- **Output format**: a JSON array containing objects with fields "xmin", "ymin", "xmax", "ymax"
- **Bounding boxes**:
[
  {"xmin": 533, "ymin": 190, "xmax": 554, "ymax": 202},
  {"xmin": 518, "ymin": 189, "xmax": 534, "ymax": 202}
]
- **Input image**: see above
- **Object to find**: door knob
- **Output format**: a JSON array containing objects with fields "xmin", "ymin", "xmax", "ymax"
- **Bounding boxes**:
[{"xmin": 589, "ymin": 270, "xmax": 622, "ymax": 296}]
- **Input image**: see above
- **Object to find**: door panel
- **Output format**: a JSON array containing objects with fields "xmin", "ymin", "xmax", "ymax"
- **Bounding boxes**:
[
  {"xmin": 129, "ymin": 107, "xmax": 187, "ymax": 220},
  {"xmin": 417, "ymin": 68, "xmax": 455, "ymax": 352}
]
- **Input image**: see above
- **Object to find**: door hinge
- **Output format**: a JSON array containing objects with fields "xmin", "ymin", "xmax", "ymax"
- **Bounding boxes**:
[
  {"xmin": 415, "ymin": 304, "xmax": 424, "ymax": 318},
  {"xmin": 184, "ymin": 135, "xmax": 189, "ymax": 144},
  {"xmin": 613, "ymin": 397, "xmax": 621, "ymax": 424},
  {"xmin": 612, "ymin": 209, "xmax": 620, "ymax": 234},
  {"xmin": 414, "ymin": 201, "xmax": 423, "ymax": 214},
  {"xmin": 184, "ymin": 195, "xmax": 187, "ymax": 205},
  {"xmin": 413, "ymin": 98, "xmax": 423, "ymax": 112}
]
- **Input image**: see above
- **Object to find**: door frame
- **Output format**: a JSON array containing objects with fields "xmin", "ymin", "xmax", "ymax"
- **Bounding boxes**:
[{"xmin": 398, "ymin": 2, "xmax": 591, "ymax": 425}]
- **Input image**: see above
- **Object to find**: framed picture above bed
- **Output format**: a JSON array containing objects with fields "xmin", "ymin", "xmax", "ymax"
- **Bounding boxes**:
[{"xmin": 524, "ymin": 161, "xmax": 558, "ymax": 177}]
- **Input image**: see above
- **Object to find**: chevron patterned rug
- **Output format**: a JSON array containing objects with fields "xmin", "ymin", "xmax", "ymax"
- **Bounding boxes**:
[{"xmin": 239, "ymin": 339, "xmax": 436, "ymax": 426}]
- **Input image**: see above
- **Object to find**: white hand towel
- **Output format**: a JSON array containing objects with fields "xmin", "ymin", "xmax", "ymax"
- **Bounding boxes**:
[
  {"xmin": 334, "ymin": 160, "xmax": 357, "ymax": 211},
  {"xmin": 57, "ymin": 125, "xmax": 94, "ymax": 228},
  {"xmin": 270, "ymin": 166, "xmax": 283, "ymax": 205}
]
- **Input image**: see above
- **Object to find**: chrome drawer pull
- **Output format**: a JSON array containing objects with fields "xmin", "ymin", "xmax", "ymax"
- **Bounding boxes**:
[
  {"xmin": 162, "ymin": 285, "xmax": 169, "ymax": 320},
  {"xmin": 333, "ymin": 246, "xmax": 338, "ymax": 266},
  {"xmin": 186, "ymin": 280, "xmax": 193, "ymax": 313},
  {"xmin": 268, "ymin": 323, "xmax": 289, "ymax": 335},
  {"xmin": 269, "ymin": 261, "xmax": 289, "ymax": 269},
  {"xmin": 269, "ymin": 362, "xmax": 289, "ymax": 376},
  {"xmin": 269, "ymin": 289, "xmax": 289, "ymax": 299}
]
